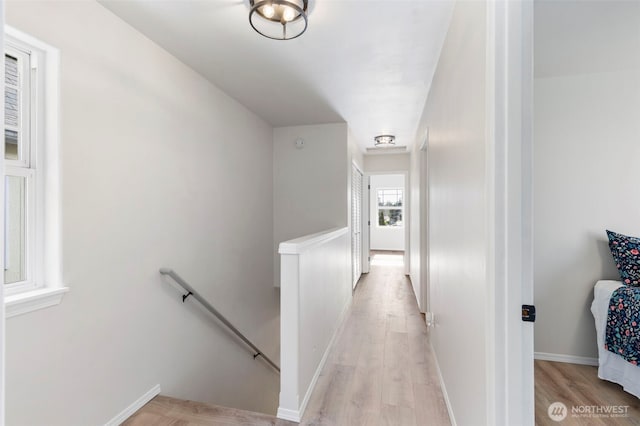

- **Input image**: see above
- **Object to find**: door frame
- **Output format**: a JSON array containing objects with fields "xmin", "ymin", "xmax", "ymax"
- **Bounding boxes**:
[
  {"xmin": 363, "ymin": 171, "xmax": 410, "ymax": 276},
  {"xmin": 485, "ymin": 0, "xmax": 534, "ymax": 424},
  {"xmin": 419, "ymin": 141, "xmax": 429, "ymax": 314},
  {"xmin": 0, "ymin": 7, "xmax": 7, "ymax": 424},
  {"xmin": 351, "ymin": 161, "xmax": 364, "ymax": 289},
  {"xmin": 362, "ymin": 174, "xmax": 370, "ymax": 274}
]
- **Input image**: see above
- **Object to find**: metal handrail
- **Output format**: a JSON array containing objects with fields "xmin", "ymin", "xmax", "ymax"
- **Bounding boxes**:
[{"xmin": 159, "ymin": 268, "xmax": 280, "ymax": 373}]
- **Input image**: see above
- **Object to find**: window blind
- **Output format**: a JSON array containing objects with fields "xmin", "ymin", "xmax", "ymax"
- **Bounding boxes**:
[{"xmin": 5, "ymin": 54, "xmax": 19, "ymax": 144}]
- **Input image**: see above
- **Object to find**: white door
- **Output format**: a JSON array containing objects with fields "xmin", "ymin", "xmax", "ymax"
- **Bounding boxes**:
[{"xmin": 351, "ymin": 164, "xmax": 363, "ymax": 288}]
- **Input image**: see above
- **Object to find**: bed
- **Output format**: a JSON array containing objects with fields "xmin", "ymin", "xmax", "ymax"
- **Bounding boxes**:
[{"xmin": 591, "ymin": 280, "xmax": 640, "ymax": 398}]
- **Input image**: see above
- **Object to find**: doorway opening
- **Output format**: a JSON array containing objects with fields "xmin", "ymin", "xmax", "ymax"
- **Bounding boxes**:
[{"xmin": 368, "ymin": 174, "xmax": 406, "ymax": 269}]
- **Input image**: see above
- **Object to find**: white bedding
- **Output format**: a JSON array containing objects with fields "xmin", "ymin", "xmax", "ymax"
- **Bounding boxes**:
[{"xmin": 591, "ymin": 280, "xmax": 640, "ymax": 398}]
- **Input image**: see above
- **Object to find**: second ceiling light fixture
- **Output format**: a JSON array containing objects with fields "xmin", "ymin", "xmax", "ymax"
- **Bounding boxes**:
[{"xmin": 249, "ymin": 0, "xmax": 309, "ymax": 40}]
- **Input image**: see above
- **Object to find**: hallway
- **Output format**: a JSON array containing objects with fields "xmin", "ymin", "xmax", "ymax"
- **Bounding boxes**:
[{"xmin": 300, "ymin": 257, "xmax": 450, "ymax": 425}]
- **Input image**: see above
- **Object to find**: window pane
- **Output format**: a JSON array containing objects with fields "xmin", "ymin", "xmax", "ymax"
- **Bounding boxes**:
[
  {"xmin": 5, "ymin": 54, "xmax": 20, "ymax": 161},
  {"xmin": 5, "ymin": 175, "xmax": 26, "ymax": 284},
  {"xmin": 377, "ymin": 189, "xmax": 403, "ymax": 207},
  {"xmin": 378, "ymin": 208, "xmax": 403, "ymax": 227},
  {"xmin": 5, "ymin": 129, "xmax": 18, "ymax": 160}
]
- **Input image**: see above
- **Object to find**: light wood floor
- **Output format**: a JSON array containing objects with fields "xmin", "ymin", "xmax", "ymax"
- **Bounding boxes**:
[
  {"xmin": 123, "ymin": 395, "xmax": 296, "ymax": 426},
  {"xmin": 124, "ymin": 261, "xmax": 449, "ymax": 425},
  {"xmin": 299, "ymin": 260, "xmax": 450, "ymax": 425},
  {"xmin": 535, "ymin": 360, "xmax": 640, "ymax": 425}
]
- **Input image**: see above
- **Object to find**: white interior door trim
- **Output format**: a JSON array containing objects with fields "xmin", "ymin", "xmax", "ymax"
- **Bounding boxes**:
[
  {"xmin": 351, "ymin": 161, "xmax": 363, "ymax": 288},
  {"xmin": 361, "ymin": 174, "xmax": 370, "ymax": 274},
  {"xmin": 0, "ymin": 6, "xmax": 7, "ymax": 424},
  {"xmin": 484, "ymin": 0, "xmax": 534, "ymax": 424},
  {"xmin": 403, "ymin": 171, "xmax": 409, "ymax": 276},
  {"xmin": 419, "ymin": 144, "xmax": 429, "ymax": 314},
  {"xmin": 365, "ymin": 170, "xmax": 409, "ymax": 275}
]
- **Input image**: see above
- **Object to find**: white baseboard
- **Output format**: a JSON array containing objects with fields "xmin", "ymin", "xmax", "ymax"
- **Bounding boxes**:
[
  {"xmin": 105, "ymin": 384, "xmax": 161, "ymax": 426},
  {"xmin": 276, "ymin": 407, "xmax": 301, "ymax": 422},
  {"xmin": 430, "ymin": 342, "xmax": 457, "ymax": 426},
  {"xmin": 277, "ymin": 301, "xmax": 351, "ymax": 423},
  {"xmin": 534, "ymin": 352, "xmax": 598, "ymax": 366}
]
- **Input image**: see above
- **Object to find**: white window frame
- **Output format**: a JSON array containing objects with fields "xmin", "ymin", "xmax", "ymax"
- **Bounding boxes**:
[
  {"xmin": 4, "ymin": 41, "xmax": 35, "ymax": 295},
  {"xmin": 4, "ymin": 168, "xmax": 36, "ymax": 294},
  {"xmin": 4, "ymin": 45, "xmax": 31, "ymax": 169},
  {"xmin": 3, "ymin": 26, "xmax": 67, "ymax": 318},
  {"xmin": 376, "ymin": 187, "xmax": 404, "ymax": 228}
]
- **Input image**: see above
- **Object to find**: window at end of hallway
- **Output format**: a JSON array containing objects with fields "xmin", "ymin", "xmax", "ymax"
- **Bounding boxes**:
[
  {"xmin": 3, "ymin": 26, "xmax": 67, "ymax": 318},
  {"xmin": 377, "ymin": 188, "xmax": 403, "ymax": 227}
]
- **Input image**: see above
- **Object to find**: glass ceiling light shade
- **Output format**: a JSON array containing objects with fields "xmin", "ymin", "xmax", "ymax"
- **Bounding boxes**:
[
  {"xmin": 374, "ymin": 135, "xmax": 396, "ymax": 146},
  {"xmin": 249, "ymin": 0, "xmax": 308, "ymax": 40}
]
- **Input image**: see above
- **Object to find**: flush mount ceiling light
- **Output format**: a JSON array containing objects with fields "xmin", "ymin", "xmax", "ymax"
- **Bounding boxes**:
[
  {"xmin": 374, "ymin": 135, "xmax": 396, "ymax": 146},
  {"xmin": 249, "ymin": 0, "xmax": 309, "ymax": 41}
]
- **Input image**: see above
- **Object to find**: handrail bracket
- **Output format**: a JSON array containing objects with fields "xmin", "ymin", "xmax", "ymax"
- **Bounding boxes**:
[{"xmin": 159, "ymin": 268, "xmax": 280, "ymax": 373}]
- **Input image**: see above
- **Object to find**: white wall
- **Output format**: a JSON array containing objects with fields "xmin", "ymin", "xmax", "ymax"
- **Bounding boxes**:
[
  {"xmin": 5, "ymin": 2, "xmax": 280, "ymax": 425},
  {"xmin": 363, "ymin": 153, "xmax": 409, "ymax": 173},
  {"xmin": 273, "ymin": 123, "xmax": 349, "ymax": 285},
  {"xmin": 419, "ymin": 2, "xmax": 489, "ymax": 424},
  {"xmin": 278, "ymin": 228, "xmax": 351, "ymax": 422},
  {"xmin": 369, "ymin": 174, "xmax": 405, "ymax": 251},
  {"xmin": 534, "ymin": 1, "xmax": 640, "ymax": 359}
]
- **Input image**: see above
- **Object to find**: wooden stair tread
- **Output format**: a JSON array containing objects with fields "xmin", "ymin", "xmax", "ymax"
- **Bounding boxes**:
[{"xmin": 123, "ymin": 395, "xmax": 296, "ymax": 426}]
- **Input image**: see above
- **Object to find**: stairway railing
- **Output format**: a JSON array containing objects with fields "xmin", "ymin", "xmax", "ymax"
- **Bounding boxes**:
[{"xmin": 159, "ymin": 268, "xmax": 280, "ymax": 373}]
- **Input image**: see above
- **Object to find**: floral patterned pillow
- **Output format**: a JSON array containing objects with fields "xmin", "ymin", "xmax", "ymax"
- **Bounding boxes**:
[{"xmin": 607, "ymin": 230, "xmax": 640, "ymax": 286}]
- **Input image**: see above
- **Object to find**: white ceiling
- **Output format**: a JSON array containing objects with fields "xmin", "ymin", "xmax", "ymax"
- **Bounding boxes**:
[{"xmin": 99, "ymin": 0, "xmax": 454, "ymax": 151}]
